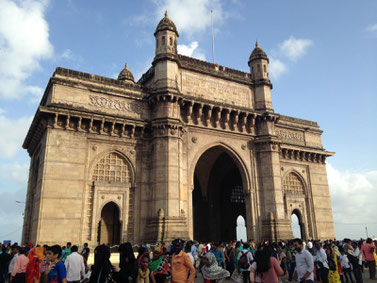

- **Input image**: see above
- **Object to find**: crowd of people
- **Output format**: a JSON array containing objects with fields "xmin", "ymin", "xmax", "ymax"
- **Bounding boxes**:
[{"xmin": 0, "ymin": 237, "xmax": 376, "ymax": 283}]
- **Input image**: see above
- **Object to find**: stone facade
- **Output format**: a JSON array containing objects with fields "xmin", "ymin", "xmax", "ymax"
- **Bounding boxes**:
[{"xmin": 22, "ymin": 12, "xmax": 335, "ymax": 246}]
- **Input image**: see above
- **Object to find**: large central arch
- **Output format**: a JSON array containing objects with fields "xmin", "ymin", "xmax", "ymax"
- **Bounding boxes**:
[{"xmin": 192, "ymin": 146, "xmax": 249, "ymax": 242}]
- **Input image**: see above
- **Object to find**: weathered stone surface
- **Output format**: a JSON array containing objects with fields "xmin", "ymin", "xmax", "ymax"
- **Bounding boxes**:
[{"xmin": 21, "ymin": 14, "xmax": 335, "ymax": 246}]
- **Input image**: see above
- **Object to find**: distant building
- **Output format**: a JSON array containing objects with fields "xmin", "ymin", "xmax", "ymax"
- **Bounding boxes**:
[{"xmin": 22, "ymin": 12, "xmax": 335, "ymax": 246}]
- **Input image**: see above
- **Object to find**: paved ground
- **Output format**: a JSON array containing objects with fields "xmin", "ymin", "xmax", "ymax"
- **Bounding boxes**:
[{"xmin": 194, "ymin": 270, "xmax": 376, "ymax": 283}]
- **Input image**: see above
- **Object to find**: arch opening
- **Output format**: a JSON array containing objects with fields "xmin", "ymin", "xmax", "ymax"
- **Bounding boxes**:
[
  {"xmin": 193, "ymin": 146, "xmax": 247, "ymax": 242},
  {"xmin": 291, "ymin": 209, "xmax": 303, "ymax": 239},
  {"xmin": 98, "ymin": 202, "xmax": 120, "ymax": 246},
  {"xmin": 236, "ymin": 215, "xmax": 247, "ymax": 242}
]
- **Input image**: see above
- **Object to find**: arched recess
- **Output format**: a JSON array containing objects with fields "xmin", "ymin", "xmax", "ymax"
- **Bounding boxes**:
[
  {"xmin": 98, "ymin": 201, "xmax": 120, "ymax": 246},
  {"xmin": 282, "ymin": 171, "xmax": 309, "ymax": 239},
  {"xmin": 85, "ymin": 150, "xmax": 136, "ymax": 243},
  {"xmin": 291, "ymin": 209, "xmax": 303, "ymax": 239},
  {"xmin": 191, "ymin": 144, "xmax": 252, "ymax": 242}
]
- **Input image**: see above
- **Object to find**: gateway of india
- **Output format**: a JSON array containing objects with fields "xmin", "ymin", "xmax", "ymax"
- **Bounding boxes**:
[{"xmin": 22, "ymin": 12, "xmax": 335, "ymax": 246}]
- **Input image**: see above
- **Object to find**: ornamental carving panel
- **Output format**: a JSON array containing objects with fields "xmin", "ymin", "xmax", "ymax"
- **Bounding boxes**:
[
  {"xmin": 283, "ymin": 172, "xmax": 304, "ymax": 194},
  {"xmin": 276, "ymin": 129, "xmax": 305, "ymax": 145},
  {"xmin": 92, "ymin": 152, "xmax": 131, "ymax": 183},
  {"xmin": 89, "ymin": 95, "xmax": 143, "ymax": 114}
]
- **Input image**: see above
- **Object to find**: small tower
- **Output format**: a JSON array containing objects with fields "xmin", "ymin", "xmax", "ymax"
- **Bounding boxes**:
[
  {"xmin": 154, "ymin": 11, "xmax": 179, "ymax": 57},
  {"xmin": 117, "ymin": 63, "xmax": 135, "ymax": 83},
  {"xmin": 248, "ymin": 42, "xmax": 273, "ymax": 112},
  {"xmin": 153, "ymin": 11, "xmax": 180, "ymax": 90}
]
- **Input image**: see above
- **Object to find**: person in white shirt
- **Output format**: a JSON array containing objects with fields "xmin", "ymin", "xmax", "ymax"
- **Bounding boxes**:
[
  {"xmin": 8, "ymin": 246, "xmax": 19, "ymax": 279},
  {"xmin": 293, "ymin": 238, "xmax": 314, "ymax": 283},
  {"xmin": 64, "ymin": 245, "xmax": 85, "ymax": 283},
  {"xmin": 237, "ymin": 243, "xmax": 254, "ymax": 283},
  {"xmin": 313, "ymin": 241, "xmax": 329, "ymax": 283},
  {"xmin": 340, "ymin": 248, "xmax": 354, "ymax": 283}
]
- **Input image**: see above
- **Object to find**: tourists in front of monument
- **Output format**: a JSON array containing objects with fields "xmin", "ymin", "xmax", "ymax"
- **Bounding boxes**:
[
  {"xmin": 89, "ymin": 245, "xmax": 113, "ymax": 283},
  {"xmin": 339, "ymin": 247, "xmax": 354, "ymax": 283},
  {"xmin": 346, "ymin": 242, "xmax": 363, "ymax": 283},
  {"xmin": 171, "ymin": 239, "xmax": 195, "ymax": 283},
  {"xmin": 293, "ymin": 238, "xmax": 314, "ymax": 283},
  {"xmin": 11, "ymin": 247, "xmax": 29, "ymax": 283},
  {"xmin": 224, "ymin": 241, "xmax": 234, "ymax": 276},
  {"xmin": 62, "ymin": 243, "xmax": 72, "ymax": 263},
  {"xmin": 80, "ymin": 243, "xmax": 90, "ymax": 264},
  {"xmin": 185, "ymin": 244, "xmax": 195, "ymax": 266},
  {"xmin": 286, "ymin": 241, "xmax": 297, "ymax": 282},
  {"xmin": 25, "ymin": 246, "xmax": 44, "ymax": 283},
  {"xmin": 210, "ymin": 243, "xmax": 223, "ymax": 267},
  {"xmin": 112, "ymin": 242, "xmax": 137, "ymax": 283},
  {"xmin": 313, "ymin": 241, "xmax": 329, "ymax": 283},
  {"xmin": 249, "ymin": 245, "xmax": 284, "ymax": 283},
  {"xmin": 8, "ymin": 245, "xmax": 19, "ymax": 282},
  {"xmin": 137, "ymin": 255, "xmax": 151, "ymax": 283},
  {"xmin": 237, "ymin": 243, "xmax": 253, "ymax": 283},
  {"xmin": 201, "ymin": 252, "xmax": 230, "ymax": 283},
  {"xmin": 150, "ymin": 247, "xmax": 170, "ymax": 283},
  {"xmin": 44, "ymin": 245, "xmax": 67, "ymax": 283},
  {"xmin": 64, "ymin": 245, "xmax": 85, "ymax": 283},
  {"xmin": 362, "ymin": 238, "xmax": 376, "ymax": 280}
]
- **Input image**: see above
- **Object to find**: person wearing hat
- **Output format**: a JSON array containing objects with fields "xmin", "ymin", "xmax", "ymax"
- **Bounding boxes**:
[{"xmin": 171, "ymin": 239, "xmax": 195, "ymax": 283}]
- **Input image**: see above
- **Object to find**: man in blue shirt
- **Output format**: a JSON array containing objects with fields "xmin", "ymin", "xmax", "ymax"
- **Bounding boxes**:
[
  {"xmin": 210, "ymin": 243, "xmax": 223, "ymax": 267},
  {"xmin": 45, "ymin": 245, "xmax": 67, "ymax": 283}
]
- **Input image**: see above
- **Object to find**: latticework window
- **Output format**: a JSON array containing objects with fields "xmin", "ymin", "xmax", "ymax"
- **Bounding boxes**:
[
  {"xmin": 230, "ymin": 185, "xmax": 244, "ymax": 203},
  {"xmin": 283, "ymin": 172, "xmax": 304, "ymax": 194},
  {"xmin": 92, "ymin": 152, "xmax": 131, "ymax": 183}
]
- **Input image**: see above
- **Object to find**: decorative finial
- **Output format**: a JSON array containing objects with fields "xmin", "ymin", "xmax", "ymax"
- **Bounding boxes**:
[
  {"xmin": 256, "ymin": 41, "xmax": 259, "ymax": 48},
  {"xmin": 125, "ymin": 63, "xmax": 128, "ymax": 69},
  {"xmin": 165, "ymin": 10, "xmax": 168, "ymax": 17}
]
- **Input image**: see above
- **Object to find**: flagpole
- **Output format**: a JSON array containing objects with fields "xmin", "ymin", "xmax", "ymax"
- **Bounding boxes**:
[{"xmin": 211, "ymin": 10, "xmax": 215, "ymax": 64}]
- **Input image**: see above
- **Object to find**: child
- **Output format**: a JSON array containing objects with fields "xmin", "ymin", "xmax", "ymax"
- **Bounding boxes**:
[
  {"xmin": 137, "ymin": 255, "xmax": 151, "ymax": 283},
  {"xmin": 340, "ymin": 249, "xmax": 354, "ymax": 283},
  {"xmin": 44, "ymin": 245, "xmax": 67, "ymax": 283}
]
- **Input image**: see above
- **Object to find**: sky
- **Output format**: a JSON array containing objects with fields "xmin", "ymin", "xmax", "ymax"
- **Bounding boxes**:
[{"xmin": 0, "ymin": 0, "xmax": 376, "ymax": 243}]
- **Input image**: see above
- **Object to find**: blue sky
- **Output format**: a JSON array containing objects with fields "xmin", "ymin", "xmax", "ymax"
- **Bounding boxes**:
[{"xmin": 0, "ymin": 0, "xmax": 376, "ymax": 242}]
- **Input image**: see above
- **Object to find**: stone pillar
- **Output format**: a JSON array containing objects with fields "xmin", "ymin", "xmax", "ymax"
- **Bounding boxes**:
[{"xmin": 255, "ymin": 117, "xmax": 291, "ymax": 241}]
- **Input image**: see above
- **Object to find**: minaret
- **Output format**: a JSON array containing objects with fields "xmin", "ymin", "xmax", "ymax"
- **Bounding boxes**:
[
  {"xmin": 153, "ymin": 11, "xmax": 180, "ymax": 90},
  {"xmin": 248, "ymin": 42, "xmax": 273, "ymax": 112}
]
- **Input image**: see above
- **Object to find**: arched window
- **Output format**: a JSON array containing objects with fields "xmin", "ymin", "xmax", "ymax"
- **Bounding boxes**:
[
  {"xmin": 92, "ymin": 152, "xmax": 131, "ymax": 183},
  {"xmin": 283, "ymin": 172, "xmax": 304, "ymax": 194},
  {"xmin": 263, "ymin": 64, "xmax": 267, "ymax": 72},
  {"xmin": 162, "ymin": 36, "xmax": 165, "ymax": 45},
  {"xmin": 169, "ymin": 37, "xmax": 173, "ymax": 46}
]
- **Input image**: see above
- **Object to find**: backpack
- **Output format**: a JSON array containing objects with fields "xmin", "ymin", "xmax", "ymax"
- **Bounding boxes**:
[
  {"xmin": 239, "ymin": 251, "xmax": 250, "ymax": 269},
  {"xmin": 327, "ymin": 255, "xmax": 337, "ymax": 271}
]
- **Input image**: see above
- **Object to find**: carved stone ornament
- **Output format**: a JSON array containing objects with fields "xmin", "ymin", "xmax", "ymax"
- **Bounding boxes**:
[
  {"xmin": 92, "ymin": 145, "xmax": 97, "ymax": 151},
  {"xmin": 241, "ymin": 144, "xmax": 246, "ymax": 150},
  {"xmin": 192, "ymin": 137, "xmax": 198, "ymax": 143},
  {"xmin": 157, "ymin": 208, "xmax": 164, "ymax": 219}
]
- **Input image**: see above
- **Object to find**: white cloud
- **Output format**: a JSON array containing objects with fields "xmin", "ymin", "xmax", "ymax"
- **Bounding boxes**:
[
  {"xmin": 367, "ymin": 24, "xmax": 377, "ymax": 35},
  {"xmin": 0, "ymin": 162, "xmax": 29, "ymax": 186},
  {"xmin": 0, "ymin": 114, "xmax": 33, "ymax": 158},
  {"xmin": 154, "ymin": 0, "xmax": 225, "ymax": 37},
  {"xmin": 269, "ymin": 57, "xmax": 288, "ymax": 79},
  {"xmin": 178, "ymin": 41, "xmax": 206, "ymax": 60},
  {"xmin": 0, "ymin": 0, "xmax": 53, "ymax": 99},
  {"xmin": 279, "ymin": 36, "xmax": 313, "ymax": 62},
  {"xmin": 327, "ymin": 163, "xmax": 377, "ymax": 239}
]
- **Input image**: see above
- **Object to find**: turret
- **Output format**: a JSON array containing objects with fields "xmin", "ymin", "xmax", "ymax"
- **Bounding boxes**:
[
  {"xmin": 117, "ymin": 63, "xmax": 135, "ymax": 84},
  {"xmin": 248, "ymin": 42, "xmax": 273, "ymax": 112},
  {"xmin": 152, "ymin": 11, "xmax": 180, "ymax": 91},
  {"xmin": 154, "ymin": 11, "xmax": 179, "ymax": 57}
]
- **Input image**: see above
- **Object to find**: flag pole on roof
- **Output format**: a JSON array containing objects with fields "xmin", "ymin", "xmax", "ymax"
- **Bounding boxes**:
[{"xmin": 211, "ymin": 10, "xmax": 215, "ymax": 64}]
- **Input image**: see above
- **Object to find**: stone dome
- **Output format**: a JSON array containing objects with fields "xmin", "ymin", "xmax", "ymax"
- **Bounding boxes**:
[
  {"xmin": 249, "ymin": 41, "xmax": 269, "ymax": 62},
  {"xmin": 117, "ymin": 63, "xmax": 135, "ymax": 83},
  {"xmin": 154, "ymin": 11, "xmax": 179, "ymax": 36}
]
